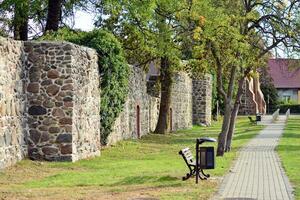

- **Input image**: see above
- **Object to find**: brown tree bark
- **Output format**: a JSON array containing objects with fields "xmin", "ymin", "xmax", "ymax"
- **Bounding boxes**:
[
  {"xmin": 216, "ymin": 65, "xmax": 237, "ymax": 156},
  {"xmin": 154, "ymin": 57, "xmax": 173, "ymax": 134},
  {"xmin": 225, "ymin": 77, "xmax": 245, "ymax": 152},
  {"xmin": 217, "ymin": 99, "xmax": 232, "ymax": 156},
  {"xmin": 13, "ymin": 1, "xmax": 29, "ymax": 40},
  {"xmin": 45, "ymin": 0, "xmax": 63, "ymax": 32}
]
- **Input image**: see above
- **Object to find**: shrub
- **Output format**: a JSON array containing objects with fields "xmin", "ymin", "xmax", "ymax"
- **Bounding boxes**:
[
  {"xmin": 41, "ymin": 28, "xmax": 130, "ymax": 145},
  {"xmin": 278, "ymin": 104, "xmax": 300, "ymax": 114}
]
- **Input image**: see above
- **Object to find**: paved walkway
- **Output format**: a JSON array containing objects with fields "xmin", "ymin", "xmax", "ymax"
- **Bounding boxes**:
[{"xmin": 215, "ymin": 115, "xmax": 294, "ymax": 200}]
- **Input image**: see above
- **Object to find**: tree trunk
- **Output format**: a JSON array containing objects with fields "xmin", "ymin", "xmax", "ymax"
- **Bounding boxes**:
[
  {"xmin": 217, "ymin": 99, "xmax": 232, "ymax": 156},
  {"xmin": 225, "ymin": 92, "xmax": 243, "ymax": 152},
  {"xmin": 154, "ymin": 57, "xmax": 172, "ymax": 134},
  {"xmin": 216, "ymin": 64, "xmax": 237, "ymax": 156},
  {"xmin": 13, "ymin": 1, "xmax": 29, "ymax": 40},
  {"xmin": 226, "ymin": 70, "xmax": 250, "ymax": 152},
  {"xmin": 45, "ymin": 0, "xmax": 63, "ymax": 32}
]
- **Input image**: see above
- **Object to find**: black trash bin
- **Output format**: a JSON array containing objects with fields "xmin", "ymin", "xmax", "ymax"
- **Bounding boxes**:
[{"xmin": 256, "ymin": 114, "xmax": 261, "ymax": 122}]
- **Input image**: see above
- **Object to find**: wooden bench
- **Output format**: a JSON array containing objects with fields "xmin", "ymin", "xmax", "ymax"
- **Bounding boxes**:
[
  {"xmin": 179, "ymin": 147, "xmax": 210, "ymax": 181},
  {"xmin": 179, "ymin": 147, "xmax": 196, "ymax": 180}
]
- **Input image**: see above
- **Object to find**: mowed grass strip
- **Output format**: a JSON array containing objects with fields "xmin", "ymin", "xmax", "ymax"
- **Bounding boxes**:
[
  {"xmin": 277, "ymin": 115, "xmax": 300, "ymax": 200},
  {"xmin": 0, "ymin": 116, "xmax": 264, "ymax": 200}
]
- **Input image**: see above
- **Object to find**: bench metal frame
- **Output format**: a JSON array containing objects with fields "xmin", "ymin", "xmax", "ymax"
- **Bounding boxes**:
[{"xmin": 178, "ymin": 147, "xmax": 210, "ymax": 181}]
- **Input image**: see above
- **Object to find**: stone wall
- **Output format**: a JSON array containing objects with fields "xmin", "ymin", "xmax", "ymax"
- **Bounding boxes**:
[
  {"xmin": 170, "ymin": 72, "xmax": 193, "ymax": 131},
  {"xmin": 0, "ymin": 37, "xmax": 27, "ymax": 169},
  {"xmin": 71, "ymin": 45, "xmax": 100, "ymax": 161},
  {"xmin": 0, "ymin": 37, "xmax": 100, "ymax": 168},
  {"xmin": 0, "ymin": 36, "xmax": 212, "ymax": 167},
  {"xmin": 107, "ymin": 66, "xmax": 150, "ymax": 145},
  {"xmin": 192, "ymin": 75, "xmax": 212, "ymax": 126},
  {"xmin": 24, "ymin": 41, "xmax": 100, "ymax": 161},
  {"xmin": 108, "ymin": 68, "xmax": 212, "ymax": 145}
]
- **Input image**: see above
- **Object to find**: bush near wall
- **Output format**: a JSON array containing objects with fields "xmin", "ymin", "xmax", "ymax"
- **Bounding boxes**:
[
  {"xmin": 278, "ymin": 104, "xmax": 300, "ymax": 114},
  {"xmin": 41, "ymin": 28, "xmax": 130, "ymax": 145}
]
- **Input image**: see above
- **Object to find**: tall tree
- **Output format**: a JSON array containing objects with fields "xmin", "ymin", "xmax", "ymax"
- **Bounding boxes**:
[
  {"xmin": 45, "ymin": 0, "xmax": 63, "ymax": 32},
  {"xmin": 13, "ymin": 0, "xmax": 29, "ymax": 40},
  {"xmin": 97, "ymin": 0, "xmax": 201, "ymax": 134},
  {"xmin": 224, "ymin": 0, "xmax": 300, "ymax": 153}
]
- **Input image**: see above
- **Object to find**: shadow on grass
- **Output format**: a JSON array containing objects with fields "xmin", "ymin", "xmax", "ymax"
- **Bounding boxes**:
[{"xmin": 110, "ymin": 175, "xmax": 179, "ymax": 186}]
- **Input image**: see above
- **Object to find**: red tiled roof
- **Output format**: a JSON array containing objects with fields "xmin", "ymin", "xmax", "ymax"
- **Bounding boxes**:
[{"xmin": 268, "ymin": 59, "xmax": 300, "ymax": 89}]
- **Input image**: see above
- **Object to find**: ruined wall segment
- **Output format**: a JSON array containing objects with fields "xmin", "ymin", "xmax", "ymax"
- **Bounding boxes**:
[
  {"xmin": 107, "ymin": 66, "xmax": 150, "ymax": 145},
  {"xmin": 108, "ymin": 68, "xmax": 212, "ymax": 145},
  {"xmin": 170, "ymin": 72, "xmax": 193, "ymax": 131},
  {"xmin": 24, "ymin": 41, "xmax": 100, "ymax": 161},
  {"xmin": 71, "ymin": 45, "xmax": 100, "ymax": 161},
  {"xmin": 0, "ymin": 37, "xmax": 27, "ymax": 169},
  {"xmin": 192, "ymin": 75, "xmax": 212, "ymax": 126}
]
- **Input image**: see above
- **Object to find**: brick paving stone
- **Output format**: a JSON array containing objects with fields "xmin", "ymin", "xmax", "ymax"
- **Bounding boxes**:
[{"xmin": 214, "ymin": 115, "xmax": 294, "ymax": 200}]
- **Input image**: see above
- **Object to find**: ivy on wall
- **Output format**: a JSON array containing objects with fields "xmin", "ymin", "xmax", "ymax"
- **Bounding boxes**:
[{"xmin": 41, "ymin": 28, "xmax": 130, "ymax": 145}]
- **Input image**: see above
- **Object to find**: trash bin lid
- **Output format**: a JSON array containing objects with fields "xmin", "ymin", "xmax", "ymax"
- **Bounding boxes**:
[{"xmin": 197, "ymin": 137, "xmax": 217, "ymax": 144}]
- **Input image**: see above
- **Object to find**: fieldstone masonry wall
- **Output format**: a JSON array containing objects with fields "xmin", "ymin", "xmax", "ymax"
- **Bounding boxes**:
[
  {"xmin": 170, "ymin": 72, "xmax": 193, "ymax": 131},
  {"xmin": 107, "ymin": 67, "xmax": 150, "ymax": 145},
  {"xmin": 108, "ymin": 67, "xmax": 212, "ymax": 145},
  {"xmin": 0, "ymin": 37, "xmax": 100, "ymax": 168},
  {"xmin": 192, "ymin": 75, "xmax": 212, "ymax": 126},
  {"xmin": 24, "ymin": 41, "xmax": 100, "ymax": 161},
  {"xmin": 0, "ymin": 36, "xmax": 212, "ymax": 167},
  {"xmin": 0, "ymin": 38, "xmax": 27, "ymax": 169}
]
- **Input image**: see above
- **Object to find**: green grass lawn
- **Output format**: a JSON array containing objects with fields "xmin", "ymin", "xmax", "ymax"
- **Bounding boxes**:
[
  {"xmin": 0, "ymin": 117, "xmax": 263, "ymax": 200},
  {"xmin": 277, "ymin": 115, "xmax": 300, "ymax": 200}
]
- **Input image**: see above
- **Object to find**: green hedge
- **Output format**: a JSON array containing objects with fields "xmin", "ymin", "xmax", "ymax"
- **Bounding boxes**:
[
  {"xmin": 41, "ymin": 28, "xmax": 130, "ymax": 145},
  {"xmin": 278, "ymin": 104, "xmax": 300, "ymax": 114}
]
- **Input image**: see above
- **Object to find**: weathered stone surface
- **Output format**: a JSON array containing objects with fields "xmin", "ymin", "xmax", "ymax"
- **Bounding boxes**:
[
  {"xmin": 43, "ymin": 100, "xmax": 55, "ymax": 108},
  {"xmin": 61, "ymin": 84, "xmax": 73, "ymax": 91},
  {"xmin": 0, "ymin": 38, "xmax": 103, "ymax": 167},
  {"xmin": 46, "ymin": 85, "xmax": 60, "ymax": 96},
  {"xmin": 47, "ymin": 69, "xmax": 59, "ymax": 79},
  {"xmin": 40, "ymin": 133, "xmax": 50, "ymax": 142},
  {"xmin": 56, "ymin": 134, "xmax": 72, "ymax": 143},
  {"xmin": 49, "ymin": 126, "xmax": 60, "ymax": 133},
  {"xmin": 42, "ymin": 146, "xmax": 58, "ymax": 155},
  {"xmin": 28, "ymin": 106, "xmax": 47, "ymax": 115},
  {"xmin": 42, "ymin": 118, "xmax": 57, "ymax": 126},
  {"xmin": 29, "ymin": 67, "xmax": 41, "ymax": 82},
  {"xmin": 60, "ymin": 144, "xmax": 72, "ymax": 154},
  {"xmin": 59, "ymin": 118, "xmax": 72, "ymax": 125},
  {"xmin": 192, "ymin": 75, "xmax": 212, "ymax": 126},
  {"xmin": 41, "ymin": 79, "xmax": 52, "ymax": 86},
  {"xmin": 52, "ymin": 108, "xmax": 65, "ymax": 117},
  {"xmin": 27, "ymin": 83, "xmax": 39, "ymax": 93},
  {"xmin": 30, "ymin": 129, "xmax": 41, "ymax": 144},
  {"xmin": 108, "ymin": 66, "xmax": 212, "ymax": 145}
]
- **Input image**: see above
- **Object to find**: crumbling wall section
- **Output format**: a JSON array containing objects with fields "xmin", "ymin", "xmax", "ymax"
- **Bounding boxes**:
[{"xmin": 0, "ymin": 37, "xmax": 27, "ymax": 169}]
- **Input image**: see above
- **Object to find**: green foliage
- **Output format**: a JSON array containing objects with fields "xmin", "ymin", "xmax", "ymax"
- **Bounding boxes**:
[
  {"xmin": 278, "ymin": 104, "xmax": 300, "ymax": 114},
  {"xmin": 41, "ymin": 28, "xmax": 130, "ymax": 145},
  {"xmin": 260, "ymin": 82, "xmax": 279, "ymax": 114}
]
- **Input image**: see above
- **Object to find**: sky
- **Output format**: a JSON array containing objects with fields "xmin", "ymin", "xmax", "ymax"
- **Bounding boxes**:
[{"xmin": 73, "ymin": 10, "xmax": 95, "ymax": 31}]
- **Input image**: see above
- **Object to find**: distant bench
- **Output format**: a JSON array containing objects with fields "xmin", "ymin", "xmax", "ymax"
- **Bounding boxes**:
[{"xmin": 248, "ymin": 116, "xmax": 257, "ymax": 125}]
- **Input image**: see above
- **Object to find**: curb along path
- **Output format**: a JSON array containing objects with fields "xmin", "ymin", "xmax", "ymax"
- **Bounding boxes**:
[{"xmin": 215, "ymin": 115, "xmax": 294, "ymax": 200}]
